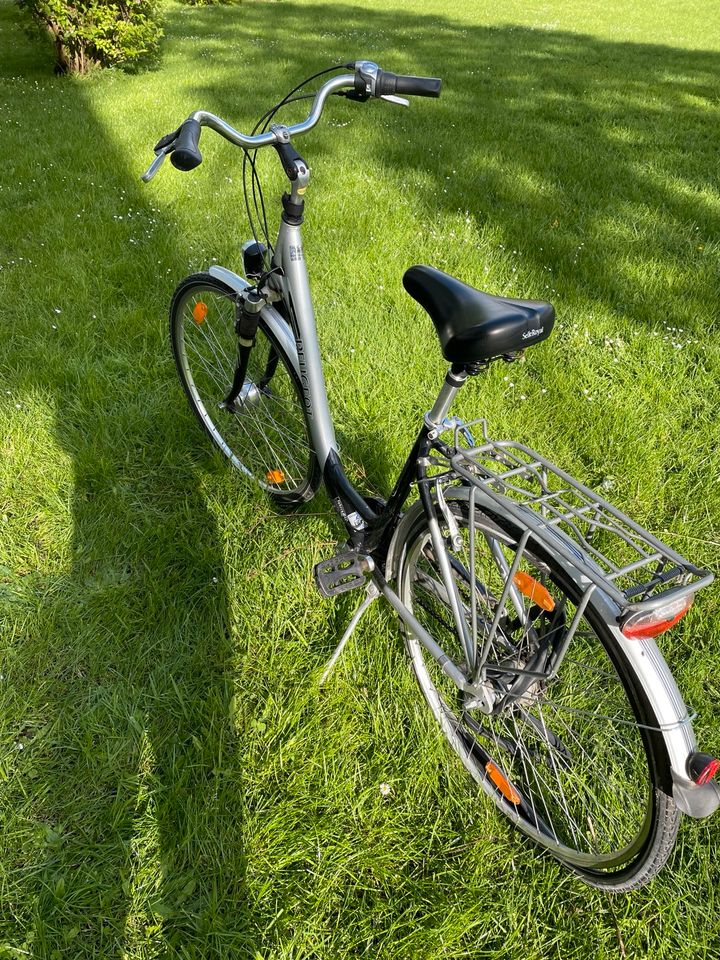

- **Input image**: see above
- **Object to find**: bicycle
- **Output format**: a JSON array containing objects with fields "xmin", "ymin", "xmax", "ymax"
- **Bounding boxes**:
[{"xmin": 142, "ymin": 61, "xmax": 719, "ymax": 891}]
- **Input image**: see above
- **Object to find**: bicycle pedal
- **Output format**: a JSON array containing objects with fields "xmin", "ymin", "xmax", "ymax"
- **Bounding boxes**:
[{"xmin": 313, "ymin": 551, "xmax": 374, "ymax": 599}]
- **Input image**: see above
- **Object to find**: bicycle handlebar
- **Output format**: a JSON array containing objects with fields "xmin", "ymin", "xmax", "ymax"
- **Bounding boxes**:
[{"xmin": 141, "ymin": 63, "xmax": 442, "ymax": 181}]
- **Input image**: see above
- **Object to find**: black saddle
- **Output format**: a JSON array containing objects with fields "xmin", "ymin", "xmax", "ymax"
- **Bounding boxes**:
[{"xmin": 403, "ymin": 264, "xmax": 555, "ymax": 364}]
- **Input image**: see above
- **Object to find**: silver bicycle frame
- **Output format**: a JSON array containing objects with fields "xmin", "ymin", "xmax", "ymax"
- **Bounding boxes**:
[
  {"xmin": 211, "ymin": 160, "xmax": 357, "ymax": 508},
  {"xmin": 210, "ymin": 197, "xmax": 342, "ymax": 489},
  {"xmin": 144, "ymin": 71, "xmax": 378, "ymax": 498},
  {"xmin": 170, "ymin": 75, "xmax": 718, "ymax": 821},
  {"xmin": 271, "ymin": 214, "xmax": 339, "ymax": 472}
]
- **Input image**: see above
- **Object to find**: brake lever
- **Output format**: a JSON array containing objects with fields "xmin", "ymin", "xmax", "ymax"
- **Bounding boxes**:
[
  {"xmin": 140, "ymin": 150, "xmax": 168, "ymax": 183},
  {"xmin": 379, "ymin": 94, "xmax": 410, "ymax": 107}
]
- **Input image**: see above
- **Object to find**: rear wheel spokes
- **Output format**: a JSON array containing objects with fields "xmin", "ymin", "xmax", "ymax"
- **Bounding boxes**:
[
  {"xmin": 400, "ymin": 502, "xmax": 657, "ymax": 872},
  {"xmin": 487, "ymin": 669, "xmax": 650, "ymax": 859}
]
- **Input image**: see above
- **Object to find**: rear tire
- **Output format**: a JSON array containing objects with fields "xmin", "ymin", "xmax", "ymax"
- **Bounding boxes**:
[
  {"xmin": 170, "ymin": 273, "xmax": 320, "ymax": 505},
  {"xmin": 394, "ymin": 491, "xmax": 680, "ymax": 891}
]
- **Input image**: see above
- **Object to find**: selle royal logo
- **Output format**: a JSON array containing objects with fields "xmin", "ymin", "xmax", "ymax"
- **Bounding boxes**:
[{"xmin": 522, "ymin": 326, "xmax": 544, "ymax": 340}]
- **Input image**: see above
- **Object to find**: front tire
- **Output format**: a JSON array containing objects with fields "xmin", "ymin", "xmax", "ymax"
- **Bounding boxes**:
[
  {"xmin": 394, "ymin": 492, "xmax": 680, "ymax": 890},
  {"xmin": 170, "ymin": 273, "xmax": 320, "ymax": 505}
]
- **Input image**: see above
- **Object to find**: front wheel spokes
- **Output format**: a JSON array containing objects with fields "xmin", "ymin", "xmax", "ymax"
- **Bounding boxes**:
[
  {"xmin": 230, "ymin": 384, "xmax": 305, "ymax": 482},
  {"xmin": 171, "ymin": 275, "xmax": 321, "ymax": 503}
]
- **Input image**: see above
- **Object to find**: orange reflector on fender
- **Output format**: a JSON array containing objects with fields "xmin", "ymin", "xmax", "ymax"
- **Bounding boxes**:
[
  {"xmin": 192, "ymin": 301, "xmax": 208, "ymax": 325},
  {"xmin": 513, "ymin": 571, "xmax": 555, "ymax": 612},
  {"xmin": 485, "ymin": 761, "xmax": 521, "ymax": 804},
  {"xmin": 266, "ymin": 469, "xmax": 286, "ymax": 485}
]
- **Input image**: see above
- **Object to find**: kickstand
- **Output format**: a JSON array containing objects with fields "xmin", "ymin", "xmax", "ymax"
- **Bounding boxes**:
[{"xmin": 319, "ymin": 582, "xmax": 380, "ymax": 686}]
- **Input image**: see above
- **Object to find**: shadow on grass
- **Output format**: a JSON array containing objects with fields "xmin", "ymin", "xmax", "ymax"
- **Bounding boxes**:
[
  {"xmin": 172, "ymin": 1, "xmax": 719, "ymax": 331},
  {"xmin": 1, "ymin": 0, "xmax": 719, "ymax": 956},
  {"xmin": 0, "ymin": 5, "xmax": 253, "ymax": 956}
]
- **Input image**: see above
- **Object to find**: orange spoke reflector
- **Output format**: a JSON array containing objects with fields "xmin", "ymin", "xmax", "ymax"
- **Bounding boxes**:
[
  {"xmin": 192, "ymin": 301, "xmax": 208, "ymax": 325},
  {"xmin": 485, "ymin": 761, "xmax": 521, "ymax": 805},
  {"xmin": 513, "ymin": 571, "xmax": 555, "ymax": 612},
  {"xmin": 266, "ymin": 469, "xmax": 286, "ymax": 485}
]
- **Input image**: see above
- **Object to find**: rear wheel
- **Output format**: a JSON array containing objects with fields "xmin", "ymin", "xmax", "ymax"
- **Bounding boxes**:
[
  {"xmin": 170, "ymin": 273, "xmax": 320, "ymax": 505},
  {"xmin": 395, "ymin": 491, "xmax": 680, "ymax": 890}
]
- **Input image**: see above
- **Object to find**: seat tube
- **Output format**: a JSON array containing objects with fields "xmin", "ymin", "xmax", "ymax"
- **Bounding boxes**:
[{"xmin": 275, "ymin": 216, "xmax": 338, "ymax": 469}]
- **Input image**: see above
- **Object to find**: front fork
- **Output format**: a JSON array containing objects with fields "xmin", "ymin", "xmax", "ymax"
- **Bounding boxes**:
[{"xmin": 221, "ymin": 281, "xmax": 286, "ymax": 410}]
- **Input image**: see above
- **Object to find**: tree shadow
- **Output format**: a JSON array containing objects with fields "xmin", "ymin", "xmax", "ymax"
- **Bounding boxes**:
[
  {"xmin": 171, "ymin": 1, "xmax": 719, "ymax": 334},
  {"xmin": 0, "ymin": 5, "xmax": 255, "ymax": 956}
]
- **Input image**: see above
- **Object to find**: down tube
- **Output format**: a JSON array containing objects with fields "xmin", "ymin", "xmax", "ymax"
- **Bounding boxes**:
[{"xmin": 275, "ymin": 218, "xmax": 338, "ymax": 470}]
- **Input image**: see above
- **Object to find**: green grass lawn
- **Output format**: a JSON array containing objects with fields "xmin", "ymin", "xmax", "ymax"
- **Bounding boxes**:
[{"xmin": 1, "ymin": 0, "xmax": 719, "ymax": 955}]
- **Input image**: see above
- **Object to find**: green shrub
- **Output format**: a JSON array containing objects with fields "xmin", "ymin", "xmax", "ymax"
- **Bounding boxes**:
[
  {"xmin": 179, "ymin": 0, "xmax": 238, "ymax": 6},
  {"xmin": 17, "ymin": 0, "xmax": 163, "ymax": 73}
]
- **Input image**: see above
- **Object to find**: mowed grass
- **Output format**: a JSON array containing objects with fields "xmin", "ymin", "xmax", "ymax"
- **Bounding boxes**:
[{"xmin": 1, "ymin": 0, "xmax": 719, "ymax": 956}]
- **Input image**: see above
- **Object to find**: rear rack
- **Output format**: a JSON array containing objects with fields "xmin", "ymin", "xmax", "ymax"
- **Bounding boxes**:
[{"xmin": 446, "ymin": 419, "xmax": 713, "ymax": 614}]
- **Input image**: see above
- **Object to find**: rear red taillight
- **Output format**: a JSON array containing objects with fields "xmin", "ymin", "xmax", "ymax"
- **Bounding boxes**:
[
  {"xmin": 621, "ymin": 595, "xmax": 693, "ymax": 639},
  {"xmin": 687, "ymin": 752, "xmax": 720, "ymax": 786}
]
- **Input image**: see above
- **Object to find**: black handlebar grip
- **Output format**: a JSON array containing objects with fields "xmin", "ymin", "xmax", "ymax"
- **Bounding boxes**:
[
  {"xmin": 375, "ymin": 70, "xmax": 442, "ymax": 98},
  {"xmin": 171, "ymin": 118, "xmax": 203, "ymax": 171},
  {"xmin": 394, "ymin": 75, "xmax": 442, "ymax": 98}
]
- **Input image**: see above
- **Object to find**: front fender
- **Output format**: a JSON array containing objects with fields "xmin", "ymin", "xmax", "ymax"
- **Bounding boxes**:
[{"xmin": 208, "ymin": 265, "xmax": 300, "ymax": 379}]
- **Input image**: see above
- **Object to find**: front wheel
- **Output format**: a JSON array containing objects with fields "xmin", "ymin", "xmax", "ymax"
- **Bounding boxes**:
[
  {"xmin": 170, "ymin": 273, "xmax": 320, "ymax": 505},
  {"xmin": 394, "ymin": 490, "xmax": 680, "ymax": 890}
]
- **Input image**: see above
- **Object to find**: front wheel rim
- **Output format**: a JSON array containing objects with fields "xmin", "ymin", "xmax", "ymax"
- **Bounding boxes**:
[{"xmin": 173, "ymin": 283, "xmax": 315, "ymax": 497}]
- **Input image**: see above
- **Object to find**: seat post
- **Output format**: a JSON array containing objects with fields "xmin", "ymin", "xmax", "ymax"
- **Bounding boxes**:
[{"xmin": 427, "ymin": 365, "xmax": 469, "ymax": 427}]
